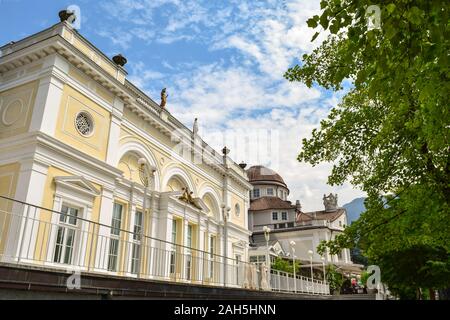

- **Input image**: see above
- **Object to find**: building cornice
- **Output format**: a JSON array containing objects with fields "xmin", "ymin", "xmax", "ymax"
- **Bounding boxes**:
[{"xmin": 0, "ymin": 23, "xmax": 251, "ymax": 191}]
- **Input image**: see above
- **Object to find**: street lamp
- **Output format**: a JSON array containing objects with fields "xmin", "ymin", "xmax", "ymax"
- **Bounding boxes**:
[
  {"xmin": 290, "ymin": 241, "xmax": 296, "ymax": 293},
  {"xmin": 137, "ymin": 157, "xmax": 149, "ymax": 277},
  {"xmin": 263, "ymin": 226, "xmax": 271, "ymax": 281},
  {"xmin": 308, "ymin": 249, "xmax": 314, "ymax": 293}
]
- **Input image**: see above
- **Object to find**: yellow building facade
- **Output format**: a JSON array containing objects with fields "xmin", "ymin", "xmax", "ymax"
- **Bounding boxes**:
[{"xmin": 0, "ymin": 20, "xmax": 252, "ymax": 286}]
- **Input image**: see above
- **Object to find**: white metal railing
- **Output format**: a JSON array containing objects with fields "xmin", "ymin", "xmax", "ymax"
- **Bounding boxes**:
[
  {"xmin": 270, "ymin": 269, "xmax": 329, "ymax": 295},
  {"xmin": 0, "ymin": 196, "xmax": 329, "ymax": 295}
]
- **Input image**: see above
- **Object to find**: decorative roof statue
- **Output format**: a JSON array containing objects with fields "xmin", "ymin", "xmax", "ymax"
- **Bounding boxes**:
[
  {"xmin": 193, "ymin": 118, "xmax": 198, "ymax": 135},
  {"xmin": 160, "ymin": 88, "xmax": 168, "ymax": 108},
  {"xmin": 59, "ymin": 9, "xmax": 76, "ymax": 23},
  {"xmin": 323, "ymin": 193, "xmax": 338, "ymax": 212}
]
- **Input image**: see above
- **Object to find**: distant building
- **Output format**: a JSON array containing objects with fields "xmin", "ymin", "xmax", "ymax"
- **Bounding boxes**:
[{"xmin": 247, "ymin": 165, "xmax": 361, "ymax": 274}]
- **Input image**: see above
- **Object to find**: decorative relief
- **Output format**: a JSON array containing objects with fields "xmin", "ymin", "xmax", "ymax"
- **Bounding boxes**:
[
  {"xmin": 1, "ymin": 99, "xmax": 24, "ymax": 126},
  {"xmin": 74, "ymin": 111, "xmax": 94, "ymax": 137},
  {"xmin": 0, "ymin": 82, "xmax": 36, "ymax": 138}
]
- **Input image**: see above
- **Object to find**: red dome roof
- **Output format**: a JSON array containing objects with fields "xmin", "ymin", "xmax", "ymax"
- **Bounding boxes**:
[{"xmin": 246, "ymin": 165, "xmax": 287, "ymax": 188}]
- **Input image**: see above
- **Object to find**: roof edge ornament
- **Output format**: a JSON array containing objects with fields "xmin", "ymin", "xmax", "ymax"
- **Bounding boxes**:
[
  {"xmin": 59, "ymin": 9, "xmax": 76, "ymax": 23},
  {"xmin": 112, "ymin": 54, "xmax": 127, "ymax": 67}
]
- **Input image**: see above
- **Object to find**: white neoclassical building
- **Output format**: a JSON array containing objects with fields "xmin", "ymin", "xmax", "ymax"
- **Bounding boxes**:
[
  {"xmin": 0, "ymin": 13, "xmax": 253, "ymax": 286},
  {"xmin": 246, "ymin": 165, "xmax": 361, "ymax": 275}
]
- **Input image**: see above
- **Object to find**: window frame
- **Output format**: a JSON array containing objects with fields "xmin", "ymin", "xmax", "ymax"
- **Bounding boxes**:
[
  {"xmin": 272, "ymin": 211, "xmax": 278, "ymax": 221},
  {"xmin": 130, "ymin": 210, "xmax": 143, "ymax": 274},
  {"xmin": 108, "ymin": 203, "xmax": 123, "ymax": 272},
  {"xmin": 53, "ymin": 204, "xmax": 80, "ymax": 265}
]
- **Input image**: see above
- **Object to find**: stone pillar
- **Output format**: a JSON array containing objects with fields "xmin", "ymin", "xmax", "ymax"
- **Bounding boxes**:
[
  {"xmin": 4, "ymin": 159, "xmax": 49, "ymax": 263},
  {"xmin": 94, "ymin": 187, "xmax": 114, "ymax": 271},
  {"xmin": 183, "ymin": 217, "xmax": 189, "ymax": 280},
  {"xmin": 198, "ymin": 218, "xmax": 206, "ymax": 283},
  {"xmin": 147, "ymin": 192, "xmax": 159, "ymax": 278},
  {"xmin": 29, "ymin": 55, "xmax": 68, "ymax": 136},
  {"xmin": 105, "ymin": 98, "xmax": 123, "ymax": 166}
]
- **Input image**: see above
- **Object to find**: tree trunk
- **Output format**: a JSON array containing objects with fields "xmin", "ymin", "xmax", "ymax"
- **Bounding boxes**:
[{"xmin": 429, "ymin": 288, "xmax": 435, "ymax": 300}]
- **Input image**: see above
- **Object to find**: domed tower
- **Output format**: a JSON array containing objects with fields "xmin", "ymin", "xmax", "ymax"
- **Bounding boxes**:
[
  {"xmin": 246, "ymin": 166, "xmax": 297, "ymax": 232},
  {"xmin": 246, "ymin": 165, "xmax": 289, "ymax": 201}
]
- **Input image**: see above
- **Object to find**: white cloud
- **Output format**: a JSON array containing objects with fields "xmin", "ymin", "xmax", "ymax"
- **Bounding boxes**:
[{"xmin": 98, "ymin": 0, "xmax": 364, "ymax": 210}]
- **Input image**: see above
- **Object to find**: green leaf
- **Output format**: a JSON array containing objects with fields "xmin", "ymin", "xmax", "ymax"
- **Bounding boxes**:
[
  {"xmin": 311, "ymin": 32, "xmax": 320, "ymax": 42},
  {"xmin": 386, "ymin": 3, "xmax": 396, "ymax": 14},
  {"xmin": 307, "ymin": 17, "xmax": 318, "ymax": 28},
  {"xmin": 320, "ymin": 10, "xmax": 330, "ymax": 29}
]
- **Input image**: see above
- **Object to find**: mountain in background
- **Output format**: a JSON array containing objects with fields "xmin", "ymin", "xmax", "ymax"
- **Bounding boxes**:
[
  {"xmin": 343, "ymin": 197, "xmax": 366, "ymax": 224},
  {"xmin": 343, "ymin": 197, "xmax": 369, "ymax": 266}
]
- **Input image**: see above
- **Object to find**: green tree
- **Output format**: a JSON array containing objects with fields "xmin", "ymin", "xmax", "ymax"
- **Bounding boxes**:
[
  {"xmin": 326, "ymin": 265, "xmax": 345, "ymax": 294},
  {"xmin": 271, "ymin": 257, "xmax": 301, "ymax": 274},
  {"xmin": 285, "ymin": 0, "xmax": 450, "ymax": 299}
]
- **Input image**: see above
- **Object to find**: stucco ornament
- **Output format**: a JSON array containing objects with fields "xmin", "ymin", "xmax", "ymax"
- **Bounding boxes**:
[{"xmin": 179, "ymin": 187, "xmax": 202, "ymax": 209}]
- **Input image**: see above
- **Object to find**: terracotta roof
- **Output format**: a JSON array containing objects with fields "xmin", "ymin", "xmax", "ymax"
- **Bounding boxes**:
[
  {"xmin": 249, "ymin": 196, "xmax": 295, "ymax": 211},
  {"xmin": 296, "ymin": 208, "xmax": 346, "ymax": 223},
  {"xmin": 246, "ymin": 165, "xmax": 287, "ymax": 188}
]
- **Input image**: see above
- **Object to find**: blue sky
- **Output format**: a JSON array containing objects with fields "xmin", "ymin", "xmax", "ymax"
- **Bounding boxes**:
[{"xmin": 0, "ymin": 0, "xmax": 364, "ymax": 210}]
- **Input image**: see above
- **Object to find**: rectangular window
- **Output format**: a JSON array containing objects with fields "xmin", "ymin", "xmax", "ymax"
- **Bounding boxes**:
[
  {"xmin": 131, "ymin": 210, "xmax": 143, "ymax": 274},
  {"xmin": 111, "ymin": 203, "xmax": 122, "ymax": 236},
  {"xmin": 131, "ymin": 243, "xmax": 140, "ymax": 274},
  {"xmin": 53, "ymin": 205, "xmax": 78, "ymax": 265},
  {"xmin": 267, "ymin": 188, "xmax": 274, "ymax": 196},
  {"xmin": 209, "ymin": 236, "xmax": 215, "ymax": 279},
  {"xmin": 108, "ymin": 203, "xmax": 123, "ymax": 272},
  {"xmin": 253, "ymin": 189, "xmax": 260, "ymax": 198},
  {"xmin": 170, "ymin": 219, "xmax": 178, "ymax": 274},
  {"xmin": 108, "ymin": 238, "xmax": 119, "ymax": 271},
  {"xmin": 133, "ymin": 211, "xmax": 143, "ymax": 241},
  {"xmin": 186, "ymin": 255, "xmax": 192, "ymax": 280},
  {"xmin": 185, "ymin": 224, "xmax": 193, "ymax": 281},
  {"xmin": 187, "ymin": 224, "xmax": 193, "ymax": 248},
  {"xmin": 272, "ymin": 212, "xmax": 278, "ymax": 221},
  {"xmin": 281, "ymin": 212, "xmax": 287, "ymax": 220}
]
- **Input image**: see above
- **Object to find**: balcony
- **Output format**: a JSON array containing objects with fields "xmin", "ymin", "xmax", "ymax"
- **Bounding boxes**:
[{"xmin": 0, "ymin": 195, "xmax": 329, "ymax": 296}]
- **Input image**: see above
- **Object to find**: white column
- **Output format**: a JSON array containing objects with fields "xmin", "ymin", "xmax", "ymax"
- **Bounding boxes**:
[
  {"xmin": 105, "ymin": 98, "xmax": 123, "ymax": 166},
  {"xmin": 94, "ymin": 188, "xmax": 114, "ymax": 271},
  {"xmin": 218, "ymin": 224, "xmax": 224, "ymax": 285},
  {"xmin": 29, "ymin": 63, "xmax": 66, "ymax": 136},
  {"xmin": 244, "ymin": 199, "xmax": 250, "ymax": 230},
  {"xmin": 183, "ymin": 218, "xmax": 189, "ymax": 280},
  {"xmin": 198, "ymin": 219, "xmax": 206, "ymax": 282},
  {"xmin": 147, "ymin": 192, "xmax": 159, "ymax": 277},
  {"xmin": 4, "ymin": 159, "xmax": 49, "ymax": 263},
  {"xmin": 156, "ymin": 194, "xmax": 172, "ymax": 279},
  {"xmin": 312, "ymin": 231, "xmax": 320, "ymax": 261}
]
